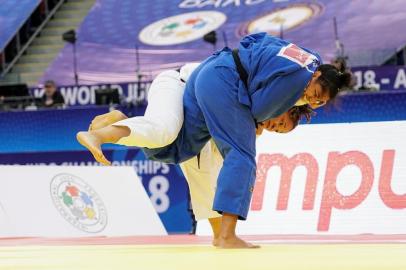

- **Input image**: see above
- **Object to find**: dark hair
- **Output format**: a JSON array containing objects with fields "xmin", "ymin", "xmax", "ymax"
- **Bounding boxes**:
[
  {"xmin": 45, "ymin": 80, "xmax": 56, "ymax": 87},
  {"xmin": 316, "ymin": 64, "xmax": 352, "ymax": 99},
  {"xmin": 289, "ymin": 105, "xmax": 314, "ymax": 129}
]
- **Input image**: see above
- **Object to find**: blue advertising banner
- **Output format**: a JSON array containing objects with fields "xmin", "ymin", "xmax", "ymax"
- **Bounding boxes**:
[
  {"xmin": 30, "ymin": 81, "xmax": 150, "ymax": 107},
  {"xmin": 2, "ymin": 91, "xmax": 406, "ymax": 154},
  {"xmin": 352, "ymin": 66, "xmax": 406, "ymax": 91}
]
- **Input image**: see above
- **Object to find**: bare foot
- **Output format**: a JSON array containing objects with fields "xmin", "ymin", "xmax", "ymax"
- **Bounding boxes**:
[
  {"xmin": 89, "ymin": 110, "xmax": 127, "ymax": 131},
  {"xmin": 216, "ymin": 235, "xmax": 260, "ymax": 249},
  {"xmin": 77, "ymin": 131, "xmax": 111, "ymax": 165}
]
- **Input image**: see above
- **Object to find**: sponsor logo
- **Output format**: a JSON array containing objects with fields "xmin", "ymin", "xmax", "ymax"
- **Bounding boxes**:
[
  {"xmin": 239, "ymin": 3, "xmax": 322, "ymax": 36},
  {"xmin": 139, "ymin": 11, "xmax": 227, "ymax": 46},
  {"xmin": 50, "ymin": 173, "xmax": 108, "ymax": 233},
  {"xmin": 252, "ymin": 149, "xmax": 406, "ymax": 231}
]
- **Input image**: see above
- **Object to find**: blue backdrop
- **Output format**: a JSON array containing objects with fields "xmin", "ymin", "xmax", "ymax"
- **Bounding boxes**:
[{"xmin": 43, "ymin": 0, "xmax": 406, "ymax": 85}]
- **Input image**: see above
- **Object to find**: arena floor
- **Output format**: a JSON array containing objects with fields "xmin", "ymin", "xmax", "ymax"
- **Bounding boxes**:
[{"xmin": 1, "ymin": 235, "xmax": 406, "ymax": 270}]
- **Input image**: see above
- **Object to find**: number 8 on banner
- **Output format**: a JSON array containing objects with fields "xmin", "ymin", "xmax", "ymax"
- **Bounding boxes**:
[{"xmin": 148, "ymin": 175, "xmax": 170, "ymax": 213}]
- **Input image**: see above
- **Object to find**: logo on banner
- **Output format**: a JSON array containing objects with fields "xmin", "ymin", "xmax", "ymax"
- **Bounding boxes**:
[
  {"xmin": 139, "ymin": 11, "xmax": 226, "ymax": 46},
  {"xmin": 239, "ymin": 3, "xmax": 322, "ymax": 36},
  {"xmin": 50, "ymin": 173, "xmax": 108, "ymax": 233}
]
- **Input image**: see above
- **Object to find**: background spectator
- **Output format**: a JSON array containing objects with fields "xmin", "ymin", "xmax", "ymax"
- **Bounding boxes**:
[{"xmin": 41, "ymin": 80, "xmax": 65, "ymax": 108}]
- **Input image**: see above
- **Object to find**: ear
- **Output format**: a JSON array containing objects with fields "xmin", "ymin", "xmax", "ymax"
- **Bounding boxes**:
[{"xmin": 312, "ymin": 70, "xmax": 322, "ymax": 80}]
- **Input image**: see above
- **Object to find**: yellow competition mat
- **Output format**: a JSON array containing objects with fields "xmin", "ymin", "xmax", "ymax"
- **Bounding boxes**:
[{"xmin": 1, "ymin": 243, "xmax": 405, "ymax": 270}]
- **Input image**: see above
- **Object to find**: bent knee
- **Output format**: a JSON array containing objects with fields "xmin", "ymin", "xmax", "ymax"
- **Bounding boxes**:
[
  {"xmin": 153, "ymin": 129, "xmax": 178, "ymax": 147},
  {"xmin": 149, "ymin": 122, "xmax": 180, "ymax": 147}
]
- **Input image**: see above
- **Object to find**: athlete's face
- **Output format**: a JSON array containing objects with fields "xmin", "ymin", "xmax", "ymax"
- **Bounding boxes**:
[
  {"xmin": 256, "ymin": 112, "xmax": 295, "ymax": 135},
  {"xmin": 303, "ymin": 71, "xmax": 330, "ymax": 109}
]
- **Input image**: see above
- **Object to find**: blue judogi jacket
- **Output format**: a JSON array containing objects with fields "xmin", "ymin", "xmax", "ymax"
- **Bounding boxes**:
[
  {"xmin": 144, "ymin": 33, "xmax": 321, "ymax": 219},
  {"xmin": 232, "ymin": 32, "xmax": 321, "ymax": 122}
]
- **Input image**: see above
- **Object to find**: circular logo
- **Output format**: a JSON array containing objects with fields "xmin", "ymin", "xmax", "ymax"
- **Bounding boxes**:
[
  {"xmin": 240, "ymin": 3, "xmax": 323, "ymax": 36},
  {"xmin": 50, "ymin": 173, "xmax": 107, "ymax": 233},
  {"xmin": 139, "ymin": 11, "xmax": 227, "ymax": 46}
]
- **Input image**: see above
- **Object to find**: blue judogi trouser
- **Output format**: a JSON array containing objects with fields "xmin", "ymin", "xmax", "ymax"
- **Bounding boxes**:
[{"xmin": 192, "ymin": 56, "xmax": 257, "ymax": 219}]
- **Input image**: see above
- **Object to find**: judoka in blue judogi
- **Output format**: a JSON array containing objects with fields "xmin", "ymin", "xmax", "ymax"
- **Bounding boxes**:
[{"xmin": 143, "ymin": 32, "xmax": 322, "ymax": 220}]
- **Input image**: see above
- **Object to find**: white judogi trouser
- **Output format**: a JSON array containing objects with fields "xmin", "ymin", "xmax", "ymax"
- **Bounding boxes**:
[
  {"xmin": 114, "ymin": 69, "xmax": 185, "ymax": 148},
  {"xmin": 179, "ymin": 140, "xmax": 222, "ymax": 220},
  {"xmin": 113, "ymin": 63, "xmax": 221, "ymax": 220}
]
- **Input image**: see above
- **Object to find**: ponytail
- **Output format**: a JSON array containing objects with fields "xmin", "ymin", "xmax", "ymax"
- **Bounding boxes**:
[{"xmin": 316, "ymin": 64, "xmax": 352, "ymax": 98}]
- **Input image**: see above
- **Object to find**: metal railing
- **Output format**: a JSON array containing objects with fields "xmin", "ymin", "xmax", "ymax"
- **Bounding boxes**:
[{"xmin": 0, "ymin": 0, "xmax": 66, "ymax": 80}]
